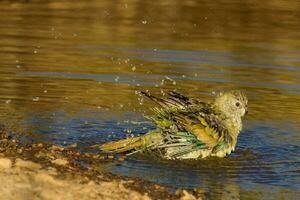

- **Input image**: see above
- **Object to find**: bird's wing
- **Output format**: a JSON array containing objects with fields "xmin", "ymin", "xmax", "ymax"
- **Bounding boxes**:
[
  {"xmin": 142, "ymin": 91, "xmax": 211, "ymax": 130},
  {"xmin": 141, "ymin": 91, "xmax": 200, "ymax": 110},
  {"xmin": 171, "ymin": 111, "xmax": 229, "ymax": 148},
  {"xmin": 154, "ymin": 111, "xmax": 231, "ymax": 158}
]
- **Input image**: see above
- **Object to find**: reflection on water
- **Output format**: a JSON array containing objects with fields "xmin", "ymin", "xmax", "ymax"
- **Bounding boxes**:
[{"xmin": 0, "ymin": 0, "xmax": 299, "ymax": 199}]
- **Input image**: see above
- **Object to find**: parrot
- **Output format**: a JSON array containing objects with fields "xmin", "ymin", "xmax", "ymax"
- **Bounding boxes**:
[{"xmin": 98, "ymin": 90, "xmax": 248, "ymax": 160}]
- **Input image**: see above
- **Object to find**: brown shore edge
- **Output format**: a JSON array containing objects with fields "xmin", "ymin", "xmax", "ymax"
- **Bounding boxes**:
[{"xmin": 0, "ymin": 125, "xmax": 203, "ymax": 200}]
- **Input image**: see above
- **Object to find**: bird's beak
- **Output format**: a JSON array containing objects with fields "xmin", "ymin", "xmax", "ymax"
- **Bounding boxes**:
[{"xmin": 245, "ymin": 110, "xmax": 248, "ymax": 115}]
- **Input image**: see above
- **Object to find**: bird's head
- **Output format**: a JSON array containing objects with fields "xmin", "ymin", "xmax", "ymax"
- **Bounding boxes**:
[{"xmin": 213, "ymin": 90, "xmax": 248, "ymax": 119}]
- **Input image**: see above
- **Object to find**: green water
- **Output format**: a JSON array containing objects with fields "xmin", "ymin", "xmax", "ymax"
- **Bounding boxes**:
[{"xmin": 0, "ymin": 0, "xmax": 299, "ymax": 199}]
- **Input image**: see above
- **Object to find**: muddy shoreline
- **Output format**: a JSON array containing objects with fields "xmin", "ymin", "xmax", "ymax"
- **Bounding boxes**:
[{"xmin": 0, "ymin": 125, "xmax": 202, "ymax": 200}]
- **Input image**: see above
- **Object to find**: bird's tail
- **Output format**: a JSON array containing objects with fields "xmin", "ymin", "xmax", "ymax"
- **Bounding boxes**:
[{"xmin": 96, "ymin": 131, "xmax": 163, "ymax": 154}]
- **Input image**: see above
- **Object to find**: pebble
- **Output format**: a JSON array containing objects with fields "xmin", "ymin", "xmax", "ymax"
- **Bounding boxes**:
[
  {"xmin": 66, "ymin": 143, "xmax": 77, "ymax": 148},
  {"xmin": 50, "ymin": 145, "xmax": 64, "ymax": 151},
  {"xmin": 15, "ymin": 158, "xmax": 41, "ymax": 170},
  {"xmin": 51, "ymin": 158, "xmax": 69, "ymax": 166},
  {"xmin": 177, "ymin": 189, "xmax": 199, "ymax": 200},
  {"xmin": 33, "ymin": 143, "xmax": 44, "ymax": 148},
  {"xmin": 0, "ymin": 158, "xmax": 12, "ymax": 170}
]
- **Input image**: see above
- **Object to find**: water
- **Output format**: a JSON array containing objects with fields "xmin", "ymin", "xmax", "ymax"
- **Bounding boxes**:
[{"xmin": 0, "ymin": 0, "xmax": 300, "ymax": 199}]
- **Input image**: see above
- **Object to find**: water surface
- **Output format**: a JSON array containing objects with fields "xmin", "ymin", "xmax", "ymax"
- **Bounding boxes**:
[{"xmin": 0, "ymin": 0, "xmax": 300, "ymax": 199}]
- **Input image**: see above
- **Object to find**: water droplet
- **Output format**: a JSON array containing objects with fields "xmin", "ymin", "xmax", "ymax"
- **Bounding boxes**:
[
  {"xmin": 115, "ymin": 76, "xmax": 120, "ymax": 82},
  {"xmin": 32, "ymin": 97, "xmax": 39, "ymax": 101},
  {"xmin": 124, "ymin": 58, "xmax": 130, "ymax": 63},
  {"xmin": 131, "ymin": 66, "xmax": 136, "ymax": 71},
  {"xmin": 125, "ymin": 129, "xmax": 132, "ymax": 134},
  {"xmin": 164, "ymin": 76, "xmax": 171, "ymax": 81},
  {"xmin": 138, "ymin": 97, "xmax": 144, "ymax": 105}
]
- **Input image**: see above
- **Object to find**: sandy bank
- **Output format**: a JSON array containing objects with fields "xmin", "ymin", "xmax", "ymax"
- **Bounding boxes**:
[
  {"xmin": 0, "ymin": 157, "xmax": 152, "ymax": 200},
  {"xmin": 0, "ymin": 126, "xmax": 202, "ymax": 200}
]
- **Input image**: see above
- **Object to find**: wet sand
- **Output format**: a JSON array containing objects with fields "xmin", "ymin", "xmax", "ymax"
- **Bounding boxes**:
[
  {"xmin": 0, "ymin": 158, "xmax": 151, "ymax": 200},
  {"xmin": 0, "ymin": 126, "xmax": 201, "ymax": 200}
]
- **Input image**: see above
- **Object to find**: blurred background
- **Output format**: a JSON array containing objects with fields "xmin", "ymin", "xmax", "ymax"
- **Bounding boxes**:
[{"xmin": 0, "ymin": 0, "xmax": 299, "ymax": 199}]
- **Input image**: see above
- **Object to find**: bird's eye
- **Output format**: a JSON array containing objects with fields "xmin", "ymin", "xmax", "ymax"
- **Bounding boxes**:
[{"xmin": 235, "ymin": 102, "xmax": 240, "ymax": 107}]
